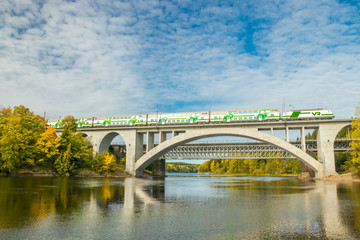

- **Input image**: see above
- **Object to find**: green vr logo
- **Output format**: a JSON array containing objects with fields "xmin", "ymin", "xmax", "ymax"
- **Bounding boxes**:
[{"xmin": 312, "ymin": 112, "xmax": 321, "ymax": 116}]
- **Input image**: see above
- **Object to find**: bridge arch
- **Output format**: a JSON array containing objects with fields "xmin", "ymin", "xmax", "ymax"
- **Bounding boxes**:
[
  {"xmin": 99, "ymin": 131, "xmax": 126, "ymax": 154},
  {"xmin": 334, "ymin": 124, "xmax": 352, "ymax": 139},
  {"xmin": 134, "ymin": 128, "xmax": 323, "ymax": 177}
]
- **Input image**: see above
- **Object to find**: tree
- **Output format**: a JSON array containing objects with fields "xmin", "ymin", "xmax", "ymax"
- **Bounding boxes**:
[
  {"xmin": 0, "ymin": 106, "xmax": 46, "ymax": 173},
  {"xmin": 55, "ymin": 116, "xmax": 93, "ymax": 175},
  {"xmin": 36, "ymin": 127, "xmax": 61, "ymax": 169},
  {"xmin": 348, "ymin": 103, "xmax": 360, "ymax": 174},
  {"xmin": 99, "ymin": 151, "xmax": 117, "ymax": 175}
]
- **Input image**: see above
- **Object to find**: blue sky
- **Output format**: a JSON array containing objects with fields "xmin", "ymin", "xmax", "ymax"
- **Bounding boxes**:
[{"xmin": 0, "ymin": 0, "xmax": 359, "ymax": 119}]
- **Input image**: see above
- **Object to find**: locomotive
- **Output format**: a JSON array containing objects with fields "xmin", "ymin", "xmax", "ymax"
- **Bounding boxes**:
[{"xmin": 47, "ymin": 108, "xmax": 334, "ymax": 128}]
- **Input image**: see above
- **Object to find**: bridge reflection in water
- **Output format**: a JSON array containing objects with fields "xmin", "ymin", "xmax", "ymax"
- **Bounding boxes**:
[{"xmin": 0, "ymin": 176, "xmax": 359, "ymax": 239}]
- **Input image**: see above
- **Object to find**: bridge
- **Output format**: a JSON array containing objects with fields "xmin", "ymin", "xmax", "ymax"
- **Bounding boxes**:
[{"xmin": 78, "ymin": 119, "xmax": 352, "ymax": 178}]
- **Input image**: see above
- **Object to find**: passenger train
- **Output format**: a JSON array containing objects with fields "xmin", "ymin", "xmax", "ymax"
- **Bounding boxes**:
[{"xmin": 48, "ymin": 108, "xmax": 334, "ymax": 128}]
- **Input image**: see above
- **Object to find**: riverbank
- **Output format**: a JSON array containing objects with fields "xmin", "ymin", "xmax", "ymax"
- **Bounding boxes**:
[
  {"xmin": 321, "ymin": 172, "xmax": 360, "ymax": 182},
  {"xmin": 0, "ymin": 168, "xmax": 131, "ymax": 177}
]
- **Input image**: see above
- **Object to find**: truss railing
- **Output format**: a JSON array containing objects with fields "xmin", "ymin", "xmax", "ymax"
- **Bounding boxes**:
[{"xmin": 111, "ymin": 139, "xmax": 355, "ymax": 160}]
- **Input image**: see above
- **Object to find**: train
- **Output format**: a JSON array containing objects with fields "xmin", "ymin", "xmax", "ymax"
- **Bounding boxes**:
[{"xmin": 47, "ymin": 108, "xmax": 334, "ymax": 128}]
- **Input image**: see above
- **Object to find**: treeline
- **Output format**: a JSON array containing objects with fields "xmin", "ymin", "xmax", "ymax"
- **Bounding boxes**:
[
  {"xmin": 198, "ymin": 159, "xmax": 301, "ymax": 175},
  {"xmin": 166, "ymin": 162, "xmax": 199, "ymax": 173},
  {"xmin": 0, "ymin": 105, "xmax": 122, "ymax": 176}
]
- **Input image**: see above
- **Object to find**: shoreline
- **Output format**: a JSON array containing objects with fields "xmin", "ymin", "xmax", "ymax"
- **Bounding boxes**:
[
  {"xmin": 320, "ymin": 172, "xmax": 360, "ymax": 182},
  {"xmin": 0, "ymin": 168, "xmax": 131, "ymax": 178},
  {"xmin": 2, "ymin": 170, "xmax": 359, "ymax": 182}
]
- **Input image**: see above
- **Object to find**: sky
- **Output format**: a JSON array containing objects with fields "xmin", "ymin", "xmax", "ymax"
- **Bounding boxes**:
[{"xmin": 1, "ymin": 0, "xmax": 359, "ymax": 120}]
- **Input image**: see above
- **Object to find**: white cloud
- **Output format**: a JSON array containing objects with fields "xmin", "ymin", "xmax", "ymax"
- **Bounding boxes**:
[{"xmin": 0, "ymin": 0, "xmax": 359, "ymax": 119}]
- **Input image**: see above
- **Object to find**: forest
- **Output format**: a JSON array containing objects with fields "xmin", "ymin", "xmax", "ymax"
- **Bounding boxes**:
[
  {"xmin": 198, "ymin": 158, "xmax": 300, "ymax": 175},
  {"xmin": 0, "ymin": 105, "xmax": 121, "ymax": 176},
  {"xmin": 166, "ymin": 162, "xmax": 199, "ymax": 173}
]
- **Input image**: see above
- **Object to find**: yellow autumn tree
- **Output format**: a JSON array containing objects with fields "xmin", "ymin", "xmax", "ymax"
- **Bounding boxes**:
[
  {"xmin": 99, "ymin": 151, "xmax": 117, "ymax": 175},
  {"xmin": 349, "ymin": 103, "xmax": 360, "ymax": 174},
  {"xmin": 0, "ymin": 106, "xmax": 46, "ymax": 173},
  {"xmin": 36, "ymin": 127, "xmax": 61, "ymax": 169},
  {"xmin": 91, "ymin": 151, "xmax": 117, "ymax": 175}
]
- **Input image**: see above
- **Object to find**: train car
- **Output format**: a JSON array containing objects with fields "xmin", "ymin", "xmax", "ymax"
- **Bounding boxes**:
[
  {"xmin": 147, "ymin": 111, "xmax": 210, "ymax": 125},
  {"xmin": 282, "ymin": 109, "xmax": 334, "ymax": 120},
  {"xmin": 47, "ymin": 107, "xmax": 333, "ymax": 129},
  {"xmin": 75, "ymin": 117, "xmax": 93, "ymax": 127},
  {"xmin": 210, "ymin": 108, "xmax": 280, "ymax": 122},
  {"xmin": 93, "ymin": 115, "xmax": 145, "ymax": 127},
  {"xmin": 47, "ymin": 119, "xmax": 61, "ymax": 128}
]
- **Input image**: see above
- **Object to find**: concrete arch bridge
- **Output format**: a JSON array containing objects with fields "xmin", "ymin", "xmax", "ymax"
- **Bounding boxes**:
[{"xmin": 79, "ymin": 119, "xmax": 352, "ymax": 178}]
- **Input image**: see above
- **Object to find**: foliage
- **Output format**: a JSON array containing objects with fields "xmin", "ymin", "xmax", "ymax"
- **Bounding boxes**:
[
  {"xmin": 36, "ymin": 127, "xmax": 61, "ymax": 169},
  {"xmin": 198, "ymin": 158, "xmax": 301, "ymax": 175},
  {"xmin": 0, "ymin": 107, "xmax": 94, "ymax": 176},
  {"xmin": 91, "ymin": 151, "xmax": 117, "ymax": 175},
  {"xmin": 55, "ymin": 116, "xmax": 93, "ymax": 175},
  {"xmin": 345, "ymin": 103, "xmax": 360, "ymax": 174},
  {"xmin": 0, "ymin": 106, "xmax": 46, "ymax": 173},
  {"xmin": 166, "ymin": 162, "xmax": 199, "ymax": 173}
]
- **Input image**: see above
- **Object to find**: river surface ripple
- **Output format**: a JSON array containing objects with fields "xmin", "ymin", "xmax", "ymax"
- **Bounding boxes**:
[{"xmin": 0, "ymin": 174, "xmax": 360, "ymax": 239}]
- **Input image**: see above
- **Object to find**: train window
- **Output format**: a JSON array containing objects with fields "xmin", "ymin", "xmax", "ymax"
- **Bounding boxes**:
[
  {"xmin": 249, "ymin": 111, "xmax": 252, "ymax": 113},
  {"xmin": 244, "ymin": 117, "xmax": 247, "ymax": 120},
  {"xmin": 271, "ymin": 114, "xmax": 274, "ymax": 116},
  {"xmin": 244, "ymin": 111, "xmax": 247, "ymax": 113},
  {"xmin": 239, "ymin": 117, "xmax": 242, "ymax": 120},
  {"xmin": 254, "ymin": 110, "xmax": 257, "ymax": 113},
  {"xmin": 177, "ymin": 120, "xmax": 180, "ymax": 122},
  {"xmin": 201, "ymin": 117, "xmax": 204, "ymax": 119},
  {"xmin": 181, "ymin": 120, "xmax": 184, "ymax": 122},
  {"xmin": 214, "ymin": 116, "xmax": 217, "ymax": 119},
  {"xmin": 249, "ymin": 117, "xmax": 252, "ymax": 119}
]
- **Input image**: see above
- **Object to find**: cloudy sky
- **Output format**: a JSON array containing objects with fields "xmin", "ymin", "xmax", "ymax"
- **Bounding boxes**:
[{"xmin": 1, "ymin": 0, "xmax": 359, "ymax": 119}]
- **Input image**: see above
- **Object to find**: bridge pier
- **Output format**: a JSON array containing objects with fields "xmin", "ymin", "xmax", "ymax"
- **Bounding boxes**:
[
  {"xmin": 122, "ymin": 130, "xmax": 144, "ymax": 176},
  {"xmin": 316, "ymin": 124, "xmax": 343, "ymax": 177},
  {"xmin": 301, "ymin": 162, "xmax": 315, "ymax": 178},
  {"xmin": 151, "ymin": 159, "xmax": 166, "ymax": 177}
]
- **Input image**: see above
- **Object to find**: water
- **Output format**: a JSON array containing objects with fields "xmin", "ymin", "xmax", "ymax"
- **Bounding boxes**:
[{"xmin": 0, "ymin": 174, "xmax": 360, "ymax": 239}]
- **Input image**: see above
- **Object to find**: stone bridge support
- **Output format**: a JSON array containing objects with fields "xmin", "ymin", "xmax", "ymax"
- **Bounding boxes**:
[{"xmin": 316, "ymin": 123, "xmax": 350, "ymax": 177}]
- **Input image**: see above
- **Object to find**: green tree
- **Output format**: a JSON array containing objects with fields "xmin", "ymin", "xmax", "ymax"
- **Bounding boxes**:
[{"xmin": 55, "ymin": 116, "xmax": 93, "ymax": 175}]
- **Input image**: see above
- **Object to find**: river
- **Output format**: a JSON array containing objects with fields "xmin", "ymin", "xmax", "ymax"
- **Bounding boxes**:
[{"xmin": 0, "ymin": 174, "xmax": 359, "ymax": 239}]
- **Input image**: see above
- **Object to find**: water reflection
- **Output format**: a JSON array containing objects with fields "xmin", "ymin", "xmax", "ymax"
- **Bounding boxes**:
[
  {"xmin": 0, "ymin": 177, "xmax": 163, "ymax": 229},
  {"xmin": 0, "ymin": 175, "xmax": 360, "ymax": 239}
]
